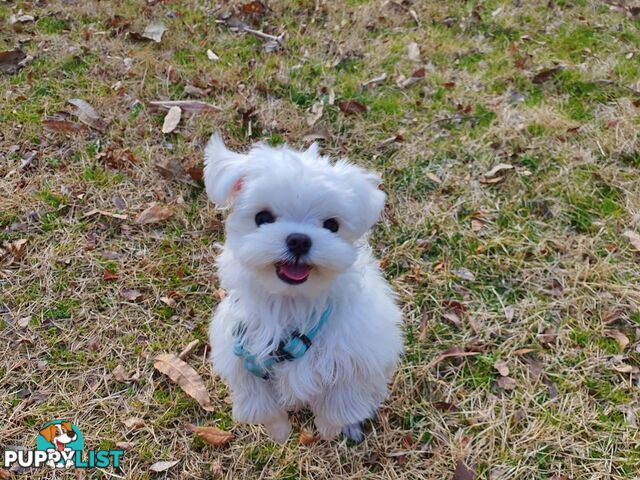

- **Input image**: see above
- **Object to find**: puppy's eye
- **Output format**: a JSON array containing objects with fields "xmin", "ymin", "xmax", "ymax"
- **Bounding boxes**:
[
  {"xmin": 323, "ymin": 218, "xmax": 339, "ymax": 233},
  {"xmin": 255, "ymin": 210, "xmax": 275, "ymax": 226}
]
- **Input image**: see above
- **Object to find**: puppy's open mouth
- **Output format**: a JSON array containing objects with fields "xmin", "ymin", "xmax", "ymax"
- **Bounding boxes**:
[{"xmin": 276, "ymin": 262, "xmax": 312, "ymax": 284}]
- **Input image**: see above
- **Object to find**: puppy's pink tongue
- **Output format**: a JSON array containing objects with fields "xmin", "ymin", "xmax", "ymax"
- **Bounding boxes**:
[{"xmin": 281, "ymin": 263, "xmax": 311, "ymax": 280}]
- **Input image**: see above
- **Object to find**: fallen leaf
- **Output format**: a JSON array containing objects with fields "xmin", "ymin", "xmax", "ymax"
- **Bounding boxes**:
[
  {"xmin": 527, "ymin": 360, "xmax": 544, "ymax": 381},
  {"xmin": 362, "ymin": 73, "xmax": 387, "ymax": 88},
  {"xmin": 3, "ymin": 239, "xmax": 28, "ymax": 261},
  {"xmin": 112, "ymin": 365, "xmax": 130, "ymax": 383},
  {"xmin": 17, "ymin": 316, "xmax": 31, "ymax": 328},
  {"xmin": 378, "ymin": 134, "xmax": 404, "ymax": 148},
  {"xmin": 184, "ymin": 85, "xmax": 208, "ymax": 98},
  {"xmin": 206, "ymin": 49, "xmax": 219, "ymax": 61},
  {"xmin": 306, "ymin": 102, "xmax": 324, "ymax": 127},
  {"xmin": 546, "ymin": 279, "xmax": 564, "ymax": 297},
  {"xmin": 605, "ymin": 329, "xmax": 630, "ymax": 351},
  {"xmin": 451, "ymin": 268, "xmax": 475, "ymax": 281},
  {"xmin": 142, "ymin": 22, "xmax": 166, "ymax": 43},
  {"xmin": 427, "ymin": 347, "xmax": 480, "ymax": 369},
  {"xmin": 42, "ymin": 119, "xmax": 87, "ymax": 134},
  {"xmin": 471, "ymin": 218, "xmax": 484, "ymax": 231},
  {"xmin": 406, "ymin": 41, "xmax": 420, "ymax": 61},
  {"xmin": 453, "ymin": 460, "xmax": 475, "ymax": 480},
  {"xmin": 0, "ymin": 50, "xmax": 27, "ymax": 75},
  {"xmin": 603, "ymin": 308, "xmax": 624, "ymax": 324},
  {"xmin": 187, "ymin": 167, "xmax": 204, "ymax": 181},
  {"xmin": 160, "ymin": 295, "xmax": 177, "ymax": 308},
  {"xmin": 611, "ymin": 364, "xmax": 639, "ymax": 374},
  {"xmin": 432, "ymin": 401, "xmax": 458, "ymax": 412},
  {"xmin": 115, "ymin": 442, "xmax": 135, "ymax": 450},
  {"xmin": 479, "ymin": 176, "xmax": 504, "ymax": 185},
  {"xmin": 426, "ymin": 172, "xmax": 442, "ymax": 184},
  {"xmin": 622, "ymin": 230, "xmax": 640, "ymax": 251},
  {"xmin": 102, "ymin": 268, "xmax": 119, "ymax": 281},
  {"xmin": 299, "ymin": 431, "xmax": 319, "ymax": 446},
  {"xmin": 148, "ymin": 100, "xmax": 221, "ymax": 116},
  {"xmin": 67, "ymin": 99, "xmax": 107, "ymax": 132},
  {"xmin": 135, "ymin": 204, "xmax": 174, "ymax": 225},
  {"xmin": 186, "ymin": 424, "xmax": 234, "ymax": 446},
  {"xmin": 179, "ymin": 340, "xmax": 201, "ymax": 360},
  {"xmin": 19, "ymin": 151, "xmax": 37, "ymax": 171},
  {"xmin": 532, "ymin": 66, "xmax": 564, "ymax": 84},
  {"xmin": 513, "ymin": 348, "xmax": 536, "ymax": 356},
  {"xmin": 337, "ymin": 100, "xmax": 368, "ymax": 115},
  {"xmin": 149, "ymin": 460, "xmax": 179, "ymax": 473},
  {"xmin": 10, "ymin": 14, "xmax": 35, "ymax": 24},
  {"xmin": 162, "ymin": 106, "xmax": 182, "ymax": 134},
  {"xmin": 496, "ymin": 376, "xmax": 516, "ymax": 390},
  {"xmin": 441, "ymin": 300, "xmax": 466, "ymax": 327},
  {"xmin": 494, "ymin": 360, "xmax": 509, "ymax": 377},
  {"xmin": 155, "ymin": 158, "xmax": 198, "ymax": 186},
  {"xmin": 0, "ymin": 469, "xmax": 11, "ymax": 479},
  {"xmin": 397, "ymin": 67, "xmax": 426, "ymax": 88},
  {"xmin": 210, "ymin": 462, "xmax": 223, "ymax": 478},
  {"xmin": 537, "ymin": 327, "xmax": 558, "ymax": 346},
  {"xmin": 154, "ymin": 353, "xmax": 216, "ymax": 411},
  {"xmin": 484, "ymin": 163, "xmax": 514, "ymax": 178},
  {"xmin": 504, "ymin": 306, "xmax": 515, "ymax": 322},
  {"xmin": 82, "ymin": 209, "xmax": 128, "ymax": 220},
  {"xmin": 241, "ymin": 0, "xmax": 267, "ymax": 15},
  {"xmin": 123, "ymin": 417, "xmax": 145, "ymax": 430},
  {"xmin": 98, "ymin": 147, "xmax": 137, "ymax": 170}
]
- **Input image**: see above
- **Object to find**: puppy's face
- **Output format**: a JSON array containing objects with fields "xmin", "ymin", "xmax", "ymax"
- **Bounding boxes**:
[{"xmin": 204, "ymin": 135, "xmax": 385, "ymax": 297}]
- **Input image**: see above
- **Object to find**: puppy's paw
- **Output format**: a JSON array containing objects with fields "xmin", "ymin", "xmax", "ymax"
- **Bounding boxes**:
[
  {"xmin": 341, "ymin": 422, "xmax": 364, "ymax": 443},
  {"xmin": 316, "ymin": 422, "xmax": 340, "ymax": 441},
  {"xmin": 264, "ymin": 418, "xmax": 292, "ymax": 444}
]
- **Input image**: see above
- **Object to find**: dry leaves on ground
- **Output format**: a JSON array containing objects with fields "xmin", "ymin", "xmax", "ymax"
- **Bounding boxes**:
[
  {"xmin": 186, "ymin": 424, "xmax": 234, "ymax": 446},
  {"xmin": 153, "ymin": 353, "xmax": 216, "ymax": 411},
  {"xmin": 299, "ymin": 431, "xmax": 319, "ymax": 446},
  {"xmin": 162, "ymin": 106, "xmax": 182, "ymax": 133},
  {"xmin": 337, "ymin": 100, "xmax": 368, "ymax": 115},
  {"xmin": 135, "ymin": 204, "xmax": 174, "ymax": 224},
  {"xmin": 149, "ymin": 460, "xmax": 179, "ymax": 472},
  {"xmin": 453, "ymin": 460, "xmax": 475, "ymax": 480},
  {"xmin": 622, "ymin": 230, "xmax": 640, "ymax": 251},
  {"xmin": 605, "ymin": 329, "xmax": 630, "ymax": 351},
  {"xmin": 67, "ymin": 99, "xmax": 107, "ymax": 132},
  {"xmin": 427, "ymin": 347, "xmax": 480, "ymax": 369},
  {"xmin": 0, "ymin": 50, "xmax": 28, "ymax": 74}
]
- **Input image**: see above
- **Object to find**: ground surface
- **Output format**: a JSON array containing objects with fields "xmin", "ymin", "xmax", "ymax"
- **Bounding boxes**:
[{"xmin": 2, "ymin": 0, "xmax": 640, "ymax": 479}]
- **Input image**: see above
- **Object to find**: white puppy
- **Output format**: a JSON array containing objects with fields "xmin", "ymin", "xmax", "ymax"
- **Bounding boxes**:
[{"xmin": 205, "ymin": 134, "xmax": 403, "ymax": 443}]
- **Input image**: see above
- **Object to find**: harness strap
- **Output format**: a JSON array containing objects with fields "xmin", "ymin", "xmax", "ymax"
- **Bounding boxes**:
[{"xmin": 233, "ymin": 306, "xmax": 332, "ymax": 379}]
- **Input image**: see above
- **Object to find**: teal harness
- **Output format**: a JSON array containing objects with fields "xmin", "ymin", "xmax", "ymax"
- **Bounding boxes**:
[{"xmin": 233, "ymin": 306, "xmax": 332, "ymax": 380}]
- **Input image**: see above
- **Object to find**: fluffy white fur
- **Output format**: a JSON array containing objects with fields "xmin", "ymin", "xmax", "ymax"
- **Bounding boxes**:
[{"xmin": 205, "ymin": 134, "xmax": 403, "ymax": 443}]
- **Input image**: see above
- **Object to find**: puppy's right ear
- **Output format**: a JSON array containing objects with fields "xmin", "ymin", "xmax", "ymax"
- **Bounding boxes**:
[{"xmin": 204, "ymin": 133, "xmax": 246, "ymax": 208}]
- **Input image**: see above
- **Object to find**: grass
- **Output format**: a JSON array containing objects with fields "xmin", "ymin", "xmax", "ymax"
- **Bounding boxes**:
[{"xmin": 2, "ymin": 0, "xmax": 640, "ymax": 479}]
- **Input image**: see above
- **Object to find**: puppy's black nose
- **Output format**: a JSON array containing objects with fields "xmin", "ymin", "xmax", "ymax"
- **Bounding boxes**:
[{"xmin": 286, "ymin": 233, "xmax": 312, "ymax": 256}]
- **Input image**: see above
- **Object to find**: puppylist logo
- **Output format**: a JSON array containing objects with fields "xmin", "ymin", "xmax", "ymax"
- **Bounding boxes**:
[{"xmin": 3, "ymin": 420, "xmax": 124, "ymax": 469}]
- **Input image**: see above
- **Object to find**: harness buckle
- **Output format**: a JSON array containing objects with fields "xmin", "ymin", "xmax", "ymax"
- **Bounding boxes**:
[
  {"xmin": 274, "ymin": 341, "xmax": 294, "ymax": 362},
  {"xmin": 291, "ymin": 330, "xmax": 312, "ymax": 348}
]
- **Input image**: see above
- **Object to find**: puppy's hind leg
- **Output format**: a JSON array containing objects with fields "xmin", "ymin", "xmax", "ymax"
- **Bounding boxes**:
[{"xmin": 311, "ymin": 386, "xmax": 374, "ymax": 442}]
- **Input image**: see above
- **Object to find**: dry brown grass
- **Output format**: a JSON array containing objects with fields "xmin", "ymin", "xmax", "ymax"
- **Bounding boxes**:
[{"xmin": 2, "ymin": 0, "xmax": 640, "ymax": 479}]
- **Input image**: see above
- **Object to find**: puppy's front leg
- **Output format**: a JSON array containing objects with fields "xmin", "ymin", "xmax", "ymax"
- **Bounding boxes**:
[
  {"xmin": 230, "ymin": 374, "xmax": 291, "ymax": 443},
  {"xmin": 312, "ymin": 386, "xmax": 375, "ymax": 442}
]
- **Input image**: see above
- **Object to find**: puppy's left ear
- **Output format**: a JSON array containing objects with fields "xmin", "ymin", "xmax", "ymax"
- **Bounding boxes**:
[
  {"xmin": 334, "ymin": 160, "xmax": 386, "ymax": 236},
  {"xmin": 203, "ymin": 133, "xmax": 247, "ymax": 208}
]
